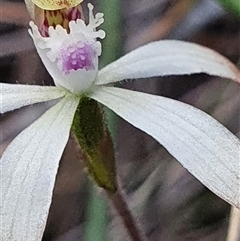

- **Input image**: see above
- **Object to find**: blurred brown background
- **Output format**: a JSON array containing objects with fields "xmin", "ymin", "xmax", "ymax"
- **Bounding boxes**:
[{"xmin": 0, "ymin": 0, "xmax": 239, "ymax": 240}]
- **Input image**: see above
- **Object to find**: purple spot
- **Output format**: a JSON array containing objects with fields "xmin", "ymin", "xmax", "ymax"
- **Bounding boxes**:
[{"xmin": 59, "ymin": 41, "xmax": 96, "ymax": 74}]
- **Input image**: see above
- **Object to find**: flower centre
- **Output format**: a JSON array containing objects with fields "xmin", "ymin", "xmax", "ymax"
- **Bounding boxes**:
[
  {"xmin": 59, "ymin": 41, "xmax": 96, "ymax": 74},
  {"xmin": 29, "ymin": 3, "xmax": 105, "ymax": 94}
]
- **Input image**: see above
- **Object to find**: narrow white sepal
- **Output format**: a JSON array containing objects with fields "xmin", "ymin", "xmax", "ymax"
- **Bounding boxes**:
[
  {"xmin": 96, "ymin": 40, "xmax": 240, "ymax": 85},
  {"xmin": 0, "ymin": 83, "xmax": 66, "ymax": 114},
  {"xmin": 90, "ymin": 86, "xmax": 240, "ymax": 208},
  {"xmin": 0, "ymin": 95, "xmax": 79, "ymax": 241}
]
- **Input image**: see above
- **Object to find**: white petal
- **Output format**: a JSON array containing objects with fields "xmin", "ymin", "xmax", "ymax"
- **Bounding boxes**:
[
  {"xmin": 0, "ymin": 83, "xmax": 66, "ymax": 114},
  {"xmin": 0, "ymin": 95, "xmax": 79, "ymax": 241},
  {"xmin": 96, "ymin": 40, "xmax": 240, "ymax": 85},
  {"xmin": 90, "ymin": 87, "xmax": 240, "ymax": 208}
]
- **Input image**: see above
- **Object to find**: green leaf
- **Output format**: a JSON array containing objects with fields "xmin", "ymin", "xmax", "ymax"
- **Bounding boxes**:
[
  {"xmin": 215, "ymin": 0, "xmax": 240, "ymax": 17},
  {"xmin": 99, "ymin": 0, "xmax": 122, "ymax": 67}
]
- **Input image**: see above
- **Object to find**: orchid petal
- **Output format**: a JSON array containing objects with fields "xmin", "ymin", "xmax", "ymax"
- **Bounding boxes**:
[
  {"xmin": 96, "ymin": 40, "xmax": 240, "ymax": 85},
  {"xmin": 0, "ymin": 83, "xmax": 66, "ymax": 114},
  {"xmin": 0, "ymin": 95, "xmax": 79, "ymax": 241},
  {"xmin": 90, "ymin": 86, "xmax": 240, "ymax": 208}
]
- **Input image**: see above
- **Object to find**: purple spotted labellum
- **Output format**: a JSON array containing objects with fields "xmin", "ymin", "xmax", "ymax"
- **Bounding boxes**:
[{"xmin": 29, "ymin": 4, "xmax": 105, "ymax": 93}]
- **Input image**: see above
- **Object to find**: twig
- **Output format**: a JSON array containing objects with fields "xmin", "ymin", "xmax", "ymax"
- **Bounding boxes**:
[{"xmin": 226, "ymin": 207, "xmax": 240, "ymax": 241}]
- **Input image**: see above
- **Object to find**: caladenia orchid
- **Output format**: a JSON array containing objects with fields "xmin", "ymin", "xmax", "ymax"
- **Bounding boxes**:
[{"xmin": 1, "ymin": 0, "xmax": 240, "ymax": 240}]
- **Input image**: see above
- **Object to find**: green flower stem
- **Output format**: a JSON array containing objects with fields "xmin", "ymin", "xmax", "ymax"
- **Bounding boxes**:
[
  {"xmin": 105, "ymin": 188, "xmax": 146, "ymax": 241},
  {"xmin": 85, "ymin": 183, "xmax": 108, "ymax": 241}
]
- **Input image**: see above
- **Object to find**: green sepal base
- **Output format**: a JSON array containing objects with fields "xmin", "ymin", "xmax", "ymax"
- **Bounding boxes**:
[{"xmin": 72, "ymin": 97, "xmax": 117, "ymax": 193}]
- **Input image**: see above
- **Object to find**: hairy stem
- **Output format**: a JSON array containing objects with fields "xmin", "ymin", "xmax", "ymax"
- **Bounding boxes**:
[{"xmin": 105, "ymin": 188, "xmax": 146, "ymax": 241}]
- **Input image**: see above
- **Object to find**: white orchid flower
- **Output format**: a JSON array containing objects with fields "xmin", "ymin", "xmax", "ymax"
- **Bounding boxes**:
[{"xmin": 1, "ymin": 3, "xmax": 240, "ymax": 240}]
